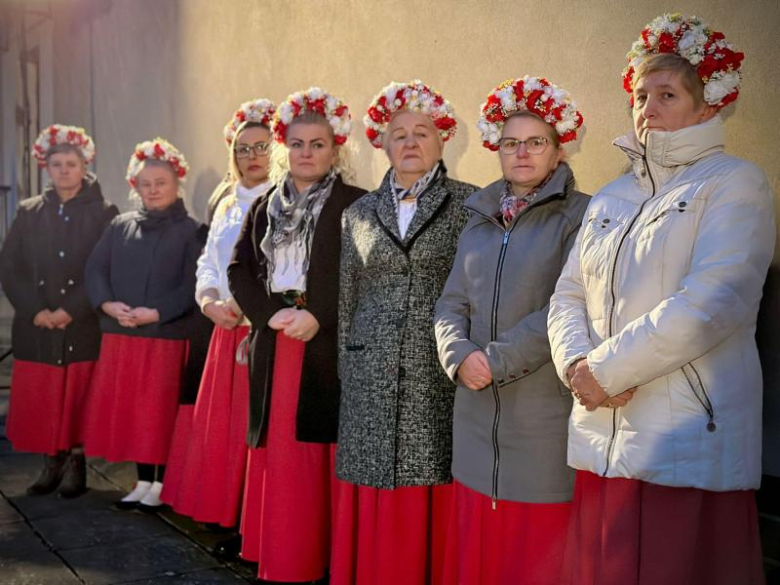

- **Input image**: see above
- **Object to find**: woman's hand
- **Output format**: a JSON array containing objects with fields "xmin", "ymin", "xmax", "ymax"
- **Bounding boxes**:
[
  {"xmin": 203, "ymin": 300, "xmax": 241, "ymax": 329},
  {"xmin": 569, "ymin": 359, "xmax": 609, "ymax": 411},
  {"xmin": 101, "ymin": 301, "xmax": 133, "ymax": 321},
  {"xmin": 49, "ymin": 308, "xmax": 73, "ymax": 329},
  {"xmin": 128, "ymin": 307, "xmax": 160, "ymax": 327},
  {"xmin": 282, "ymin": 309, "xmax": 320, "ymax": 342},
  {"xmin": 457, "ymin": 350, "xmax": 493, "ymax": 391},
  {"xmin": 268, "ymin": 308, "xmax": 297, "ymax": 331},
  {"xmin": 33, "ymin": 309, "xmax": 56, "ymax": 329}
]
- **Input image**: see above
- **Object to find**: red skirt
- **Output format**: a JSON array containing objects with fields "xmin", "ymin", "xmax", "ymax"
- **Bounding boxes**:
[
  {"xmin": 83, "ymin": 334, "xmax": 188, "ymax": 465},
  {"xmin": 562, "ymin": 470, "xmax": 765, "ymax": 585},
  {"xmin": 331, "ymin": 480, "xmax": 453, "ymax": 585},
  {"xmin": 161, "ymin": 325, "xmax": 250, "ymax": 527},
  {"xmin": 6, "ymin": 359, "xmax": 96, "ymax": 455},
  {"xmin": 239, "ymin": 332, "xmax": 337, "ymax": 582},
  {"xmin": 442, "ymin": 480, "xmax": 571, "ymax": 585}
]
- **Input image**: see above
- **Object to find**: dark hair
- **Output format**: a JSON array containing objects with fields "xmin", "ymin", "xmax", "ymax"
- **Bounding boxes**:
[{"xmin": 45, "ymin": 143, "xmax": 85, "ymax": 163}]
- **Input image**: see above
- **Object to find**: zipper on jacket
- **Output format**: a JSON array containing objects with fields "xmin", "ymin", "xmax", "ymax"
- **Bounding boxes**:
[
  {"xmin": 682, "ymin": 363, "xmax": 716, "ymax": 432},
  {"xmin": 602, "ymin": 156, "xmax": 656, "ymax": 477},
  {"xmin": 58, "ymin": 203, "xmax": 64, "ymax": 216},
  {"xmin": 489, "ymin": 228, "xmax": 513, "ymax": 509}
]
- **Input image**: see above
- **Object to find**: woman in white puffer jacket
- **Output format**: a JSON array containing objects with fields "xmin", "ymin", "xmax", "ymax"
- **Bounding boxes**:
[{"xmin": 548, "ymin": 14, "xmax": 774, "ymax": 585}]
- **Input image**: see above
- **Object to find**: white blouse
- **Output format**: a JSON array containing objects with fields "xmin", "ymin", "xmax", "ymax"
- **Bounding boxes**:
[
  {"xmin": 397, "ymin": 199, "xmax": 418, "ymax": 239},
  {"xmin": 270, "ymin": 241, "xmax": 307, "ymax": 293},
  {"xmin": 195, "ymin": 181, "xmax": 273, "ymax": 307}
]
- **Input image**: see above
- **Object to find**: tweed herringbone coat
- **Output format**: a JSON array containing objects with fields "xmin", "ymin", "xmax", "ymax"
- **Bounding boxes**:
[{"xmin": 336, "ymin": 167, "xmax": 477, "ymax": 489}]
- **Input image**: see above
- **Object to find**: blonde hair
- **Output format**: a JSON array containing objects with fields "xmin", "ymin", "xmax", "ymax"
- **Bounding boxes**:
[
  {"xmin": 634, "ymin": 53, "xmax": 705, "ymax": 106},
  {"xmin": 127, "ymin": 159, "xmax": 183, "ymax": 206},
  {"xmin": 269, "ymin": 111, "xmax": 356, "ymax": 186}
]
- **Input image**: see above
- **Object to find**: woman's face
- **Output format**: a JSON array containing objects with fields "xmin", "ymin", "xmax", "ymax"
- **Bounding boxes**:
[
  {"xmin": 287, "ymin": 122, "xmax": 336, "ymax": 187},
  {"xmin": 384, "ymin": 111, "xmax": 443, "ymax": 178},
  {"xmin": 47, "ymin": 151, "xmax": 86, "ymax": 194},
  {"xmin": 632, "ymin": 70, "xmax": 716, "ymax": 144},
  {"xmin": 499, "ymin": 115, "xmax": 562, "ymax": 193},
  {"xmin": 235, "ymin": 125, "xmax": 271, "ymax": 188},
  {"xmin": 136, "ymin": 163, "xmax": 179, "ymax": 211}
]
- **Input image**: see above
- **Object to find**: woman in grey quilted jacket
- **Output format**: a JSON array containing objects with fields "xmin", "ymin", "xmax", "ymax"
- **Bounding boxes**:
[
  {"xmin": 435, "ymin": 76, "xmax": 588, "ymax": 584},
  {"xmin": 332, "ymin": 80, "xmax": 476, "ymax": 585}
]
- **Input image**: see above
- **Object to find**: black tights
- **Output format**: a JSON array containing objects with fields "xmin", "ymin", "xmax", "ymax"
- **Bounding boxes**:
[{"xmin": 137, "ymin": 463, "xmax": 165, "ymax": 482}]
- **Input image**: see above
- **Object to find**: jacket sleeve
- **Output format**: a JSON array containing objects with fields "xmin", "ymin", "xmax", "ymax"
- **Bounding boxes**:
[
  {"xmin": 0, "ymin": 207, "xmax": 46, "ymax": 319},
  {"xmin": 60, "ymin": 205, "xmax": 119, "ymax": 320},
  {"xmin": 150, "ymin": 225, "xmax": 204, "ymax": 324},
  {"xmin": 85, "ymin": 221, "xmax": 116, "ymax": 310},
  {"xmin": 195, "ymin": 208, "xmax": 223, "ymax": 308},
  {"xmin": 337, "ymin": 209, "xmax": 359, "ymax": 378},
  {"xmin": 227, "ymin": 199, "xmax": 282, "ymax": 328},
  {"xmin": 484, "ymin": 219, "xmax": 581, "ymax": 385},
  {"xmin": 587, "ymin": 165, "xmax": 776, "ymax": 396},
  {"xmin": 548, "ymin": 218, "xmax": 596, "ymax": 388},
  {"xmin": 434, "ymin": 225, "xmax": 482, "ymax": 382}
]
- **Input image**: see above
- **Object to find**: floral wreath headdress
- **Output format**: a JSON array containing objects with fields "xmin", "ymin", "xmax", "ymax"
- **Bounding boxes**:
[
  {"xmin": 223, "ymin": 98, "xmax": 277, "ymax": 146},
  {"xmin": 477, "ymin": 76, "xmax": 584, "ymax": 150},
  {"xmin": 623, "ymin": 13, "xmax": 744, "ymax": 109},
  {"xmin": 32, "ymin": 124, "xmax": 96, "ymax": 167},
  {"xmin": 272, "ymin": 87, "xmax": 351, "ymax": 146},
  {"xmin": 364, "ymin": 80, "xmax": 457, "ymax": 148},
  {"xmin": 126, "ymin": 138, "xmax": 190, "ymax": 188}
]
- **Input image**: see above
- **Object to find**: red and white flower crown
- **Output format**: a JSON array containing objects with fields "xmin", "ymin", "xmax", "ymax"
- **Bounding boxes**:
[
  {"xmin": 364, "ymin": 80, "xmax": 457, "ymax": 148},
  {"xmin": 32, "ymin": 124, "xmax": 95, "ymax": 167},
  {"xmin": 126, "ymin": 138, "xmax": 190, "ymax": 188},
  {"xmin": 223, "ymin": 98, "xmax": 277, "ymax": 146},
  {"xmin": 477, "ymin": 76, "xmax": 584, "ymax": 150},
  {"xmin": 624, "ymin": 13, "xmax": 744, "ymax": 109},
  {"xmin": 272, "ymin": 87, "xmax": 351, "ymax": 146}
]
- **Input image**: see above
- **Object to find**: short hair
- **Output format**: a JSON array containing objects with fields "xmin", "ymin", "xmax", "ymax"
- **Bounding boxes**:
[
  {"xmin": 45, "ymin": 143, "xmax": 85, "ymax": 163},
  {"xmin": 634, "ymin": 53, "xmax": 704, "ymax": 106},
  {"xmin": 503, "ymin": 110, "xmax": 561, "ymax": 147}
]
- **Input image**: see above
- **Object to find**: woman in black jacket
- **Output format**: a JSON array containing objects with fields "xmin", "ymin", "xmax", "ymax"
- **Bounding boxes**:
[
  {"xmin": 84, "ymin": 138, "xmax": 203, "ymax": 511},
  {"xmin": 1, "ymin": 125, "xmax": 117, "ymax": 498},
  {"xmin": 228, "ymin": 88, "xmax": 365, "ymax": 583}
]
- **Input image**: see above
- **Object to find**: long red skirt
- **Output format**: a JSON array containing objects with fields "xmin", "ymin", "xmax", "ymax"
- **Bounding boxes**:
[
  {"xmin": 563, "ymin": 470, "xmax": 765, "ymax": 585},
  {"xmin": 6, "ymin": 359, "xmax": 96, "ymax": 455},
  {"xmin": 239, "ymin": 332, "xmax": 337, "ymax": 582},
  {"xmin": 441, "ymin": 480, "xmax": 571, "ymax": 585},
  {"xmin": 161, "ymin": 325, "xmax": 250, "ymax": 526},
  {"xmin": 331, "ymin": 480, "xmax": 453, "ymax": 585},
  {"xmin": 83, "ymin": 334, "xmax": 188, "ymax": 465}
]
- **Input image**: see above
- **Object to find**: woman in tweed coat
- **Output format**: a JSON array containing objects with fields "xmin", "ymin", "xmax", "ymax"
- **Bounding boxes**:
[{"xmin": 332, "ymin": 80, "xmax": 477, "ymax": 585}]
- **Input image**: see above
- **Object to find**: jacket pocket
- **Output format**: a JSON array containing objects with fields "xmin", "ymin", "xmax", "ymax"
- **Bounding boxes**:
[
  {"xmin": 344, "ymin": 344, "xmax": 365, "ymax": 351},
  {"xmin": 680, "ymin": 362, "xmax": 717, "ymax": 432},
  {"xmin": 580, "ymin": 211, "xmax": 624, "ymax": 278},
  {"xmin": 636, "ymin": 190, "xmax": 701, "ymax": 243}
]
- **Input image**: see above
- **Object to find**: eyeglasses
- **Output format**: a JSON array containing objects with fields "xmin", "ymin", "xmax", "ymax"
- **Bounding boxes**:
[
  {"xmin": 235, "ymin": 142, "xmax": 271, "ymax": 158},
  {"xmin": 498, "ymin": 136, "xmax": 549, "ymax": 156}
]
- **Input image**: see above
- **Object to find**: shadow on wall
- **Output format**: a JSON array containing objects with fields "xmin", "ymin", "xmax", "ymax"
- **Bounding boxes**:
[{"xmin": 190, "ymin": 168, "xmax": 224, "ymax": 224}]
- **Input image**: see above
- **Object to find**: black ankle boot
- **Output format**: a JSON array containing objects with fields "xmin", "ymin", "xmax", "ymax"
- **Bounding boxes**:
[
  {"xmin": 27, "ymin": 452, "xmax": 67, "ymax": 496},
  {"xmin": 58, "ymin": 451, "xmax": 87, "ymax": 498}
]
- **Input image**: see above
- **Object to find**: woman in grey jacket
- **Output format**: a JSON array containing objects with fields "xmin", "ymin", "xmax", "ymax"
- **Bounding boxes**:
[
  {"xmin": 333, "ymin": 80, "xmax": 475, "ymax": 585},
  {"xmin": 435, "ymin": 76, "xmax": 587, "ymax": 585}
]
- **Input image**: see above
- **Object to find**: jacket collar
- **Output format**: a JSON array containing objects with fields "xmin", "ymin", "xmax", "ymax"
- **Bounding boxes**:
[
  {"xmin": 614, "ymin": 116, "xmax": 725, "ymax": 191},
  {"xmin": 136, "ymin": 197, "xmax": 188, "ymax": 228},
  {"xmin": 375, "ymin": 161, "xmax": 451, "ymax": 243},
  {"xmin": 464, "ymin": 162, "xmax": 574, "ymax": 223},
  {"xmin": 43, "ymin": 173, "xmax": 104, "ymax": 207}
]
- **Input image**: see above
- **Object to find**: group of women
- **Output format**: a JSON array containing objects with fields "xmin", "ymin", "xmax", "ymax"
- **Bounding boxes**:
[{"xmin": 1, "ymin": 12, "xmax": 773, "ymax": 585}]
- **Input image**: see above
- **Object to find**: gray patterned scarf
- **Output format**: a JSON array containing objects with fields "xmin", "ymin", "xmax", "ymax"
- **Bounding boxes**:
[
  {"xmin": 260, "ymin": 169, "xmax": 337, "ymax": 292},
  {"xmin": 390, "ymin": 161, "xmax": 442, "ymax": 202}
]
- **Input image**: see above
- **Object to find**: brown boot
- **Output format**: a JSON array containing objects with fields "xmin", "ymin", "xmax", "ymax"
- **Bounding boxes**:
[
  {"xmin": 26, "ymin": 452, "xmax": 67, "ymax": 496},
  {"xmin": 58, "ymin": 450, "xmax": 87, "ymax": 499}
]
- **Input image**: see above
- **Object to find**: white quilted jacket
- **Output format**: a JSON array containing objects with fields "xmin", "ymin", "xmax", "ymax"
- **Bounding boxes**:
[{"xmin": 548, "ymin": 117, "xmax": 776, "ymax": 491}]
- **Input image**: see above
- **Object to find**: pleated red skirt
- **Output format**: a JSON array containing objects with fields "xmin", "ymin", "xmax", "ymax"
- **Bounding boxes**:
[
  {"xmin": 441, "ymin": 480, "xmax": 571, "ymax": 585},
  {"xmin": 6, "ymin": 359, "xmax": 96, "ymax": 455},
  {"xmin": 83, "ymin": 333, "xmax": 188, "ymax": 465},
  {"xmin": 161, "ymin": 325, "xmax": 250, "ymax": 527},
  {"xmin": 330, "ymin": 480, "xmax": 453, "ymax": 585},
  {"xmin": 562, "ymin": 470, "xmax": 765, "ymax": 585},
  {"xmin": 239, "ymin": 332, "xmax": 337, "ymax": 582}
]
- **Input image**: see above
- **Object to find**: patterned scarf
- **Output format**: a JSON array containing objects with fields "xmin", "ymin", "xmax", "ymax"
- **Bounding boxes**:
[
  {"xmin": 260, "ymin": 169, "xmax": 337, "ymax": 291},
  {"xmin": 390, "ymin": 162, "xmax": 442, "ymax": 203},
  {"xmin": 499, "ymin": 171, "xmax": 554, "ymax": 227}
]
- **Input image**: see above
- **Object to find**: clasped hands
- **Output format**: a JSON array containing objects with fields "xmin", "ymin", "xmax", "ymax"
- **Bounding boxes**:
[
  {"xmin": 33, "ymin": 308, "xmax": 73, "ymax": 330},
  {"xmin": 101, "ymin": 301, "xmax": 160, "ymax": 328},
  {"xmin": 268, "ymin": 308, "xmax": 320, "ymax": 342},
  {"xmin": 567, "ymin": 358, "xmax": 636, "ymax": 411},
  {"xmin": 203, "ymin": 299, "xmax": 242, "ymax": 330}
]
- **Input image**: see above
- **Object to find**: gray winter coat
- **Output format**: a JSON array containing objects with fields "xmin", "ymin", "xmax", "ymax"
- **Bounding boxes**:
[
  {"xmin": 434, "ymin": 163, "xmax": 588, "ymax": 503},
  {"xmin": 336, "ymin": 168, "xmax": 477, "ymax": 489}
]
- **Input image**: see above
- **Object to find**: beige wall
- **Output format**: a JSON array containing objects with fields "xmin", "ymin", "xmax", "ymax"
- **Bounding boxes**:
[{"xmin": 47, "ymin": 0, "xmax": 780, "ymax": 232}]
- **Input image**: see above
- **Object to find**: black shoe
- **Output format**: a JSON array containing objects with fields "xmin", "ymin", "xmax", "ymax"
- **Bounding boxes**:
[
  {"xmin": 135, "ymin": 502, "xmax": 168, "ymax": 514},
  {"xmin": 26, "ymin": 452, "xmax": 67, "ymax": 496},
  {"xmin": 58, "ymin": 451, "xmax": 87, "ymax": 499},
  {"xmin": 111, "ymin": 499, "xmax": 140, "ymax": 511},
  {"xmin": 212, "ymin": 533, "xmax": 242, "ymax": 561}
]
